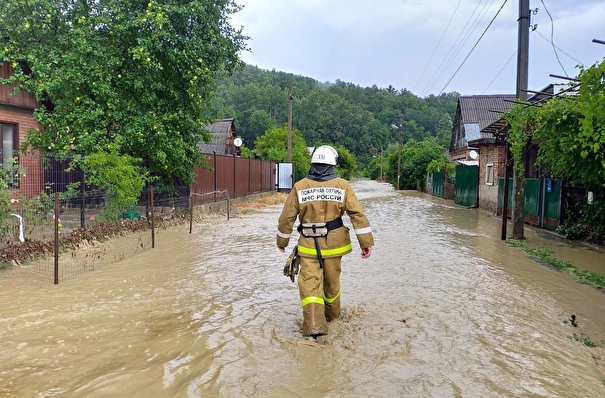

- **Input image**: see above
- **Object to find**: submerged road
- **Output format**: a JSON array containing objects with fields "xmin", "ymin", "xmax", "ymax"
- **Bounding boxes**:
[{"xmin": 1, "ymin": 179, "xmax": 604, "ymax": 397}]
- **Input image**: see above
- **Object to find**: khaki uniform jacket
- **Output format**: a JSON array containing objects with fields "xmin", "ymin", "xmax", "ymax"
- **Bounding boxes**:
[{"xmin": 277, "ymin": 177, "xmax": 374, "ymax": 258}]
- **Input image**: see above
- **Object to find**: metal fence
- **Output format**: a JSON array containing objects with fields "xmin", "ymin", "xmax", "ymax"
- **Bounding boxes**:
[{"xmin": 1, "ymin": 151, "xmax": 276, "ymax": 283}]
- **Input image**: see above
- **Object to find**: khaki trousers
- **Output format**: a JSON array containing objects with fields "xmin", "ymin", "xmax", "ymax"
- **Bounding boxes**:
[{"xmin": 298, "ymin": 255, "xmax": 342, "ymax": 336}]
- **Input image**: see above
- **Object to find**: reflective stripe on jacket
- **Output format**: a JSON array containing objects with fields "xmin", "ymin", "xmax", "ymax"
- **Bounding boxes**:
[{"xmin": 276, "ymin": 177, "xmax": 374, "ymax": 258}]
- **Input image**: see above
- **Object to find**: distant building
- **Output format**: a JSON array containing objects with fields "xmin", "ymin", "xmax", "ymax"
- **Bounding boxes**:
[{"xmin": 197, "ymin": 118, "xmax": 240, "ymax": 156}]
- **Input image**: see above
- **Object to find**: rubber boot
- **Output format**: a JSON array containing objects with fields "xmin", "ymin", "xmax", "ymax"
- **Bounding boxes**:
[{"xmin": 302, "ymin": 303, "xmax": 328, "ymax": 336}]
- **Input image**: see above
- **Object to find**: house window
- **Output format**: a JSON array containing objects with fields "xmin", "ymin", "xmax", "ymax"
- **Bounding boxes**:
[
  {"xmin": 1, "ymin": 122, "xmax": 17, "ymax": 184},
  {"xmin": 485, "ymin": 163, "xmax": 494, "ymax": 185}
]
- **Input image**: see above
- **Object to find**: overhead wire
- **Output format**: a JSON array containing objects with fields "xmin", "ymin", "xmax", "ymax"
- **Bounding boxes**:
[
  {"xmin": 412, "ymin": 0, "xmax": 463, "ymax": 93},
  {"xmin": 539, "ymin": 0, "xmax": 568, "ymax": 76},
  {"xmin": 481, "ymin": 50, "xmax": 517, "ymax": 94},
  {"xmin": 425, "ymin": 0, "xmax": 498, "ymax": 95},
  {"xmin": 420, "ymin": 0, "xmax": 487, "ymax": 96},
  {"xmin": 438, "ymin": 0, "xmax": 509, "ymax": 95},
  {"xmin": 535, "ymin": 29, "xmax": 583, "ymax": 67}
]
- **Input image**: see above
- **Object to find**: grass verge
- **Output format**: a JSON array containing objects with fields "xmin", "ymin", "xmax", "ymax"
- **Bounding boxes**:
[{"xmin": 506, "ymin": 240, "xmax": 605, "ymax": 290}]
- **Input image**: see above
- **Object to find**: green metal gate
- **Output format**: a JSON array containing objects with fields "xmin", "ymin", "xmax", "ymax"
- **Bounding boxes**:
[
  {"xmin": 497, "ymin": 178, "xmax": 561, "ymax": 230},
  {"xmin": 432, "ymin": 171, "xmax": 444, "ymax": 198},
  {"xmin": 454, "ymin": 165, "xmax": 479, "ymax": 207},
  {"xmin": 524, "ymin": 179, "xmax": 541, "ymax": 219},
  {"xmin": 543, "ymin": 179, "xmax": 561, "ymax": 230}
]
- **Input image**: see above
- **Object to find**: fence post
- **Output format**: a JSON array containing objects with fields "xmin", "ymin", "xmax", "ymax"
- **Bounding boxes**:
[
  {"xmin": 54, "ymin": 192, "xmax": 59, "ymax": 285},
  {"xmin": 150, "ymin": 184, "xmax": 155, "ymax": 249},
  {"xmin": 189, "ymin": 184, "xmax": 193, "ymax": 234},
  {"xmin": 80, "ymin": 170, "xmax": 86, "ymax": 228}
]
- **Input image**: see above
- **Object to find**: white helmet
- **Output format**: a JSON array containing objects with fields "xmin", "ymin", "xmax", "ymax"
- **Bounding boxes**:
[{"xmin": 311, "ymin": 145, "xmax": 338, "ymax": 165}]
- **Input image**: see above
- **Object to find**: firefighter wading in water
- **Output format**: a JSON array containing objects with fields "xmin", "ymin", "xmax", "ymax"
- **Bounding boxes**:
[{"xmin": 277, "ymin": 145, "xmax": 374, "ymax": 342}]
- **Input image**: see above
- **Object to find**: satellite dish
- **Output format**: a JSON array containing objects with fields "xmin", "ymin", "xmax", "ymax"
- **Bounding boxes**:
[
  {"xmin": 469, "ymin": 150, "xmax": 478, "ymax": 160},
  {"xmin": 233, "ymin": 138, "xmax": 243, "ymax": 147}
]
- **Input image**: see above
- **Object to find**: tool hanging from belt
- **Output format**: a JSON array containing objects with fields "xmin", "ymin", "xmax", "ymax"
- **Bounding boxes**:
[{"xmin": 297, "ymin": 217, "xmax": 343, "ymax": 268}]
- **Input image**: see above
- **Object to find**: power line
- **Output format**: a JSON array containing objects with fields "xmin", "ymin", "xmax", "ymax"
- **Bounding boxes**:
[
  {"xmin": 534, "ymin": 30, "xmax": 583, "ymax": 67},
  {"xmin": 425, "ymin": 0, "xmax": 498, "ymax": 95},
  {"xmin": 482, "ymin": 50, "xmax": 517, "ymax": 94},
  {"xmin": 420, "ymin": 0, "xmax": 488, "ymax": 96},
  {"xmin": 438, "ymin": 0, "xmax": 509, "ymax": 95},
  {"xmin": 412, "ymin": 0, "xmax": 462, "ymax": 92},
  {"xmin": 539, "ymin": 0, "xmax": 568, "ymax": 76}
]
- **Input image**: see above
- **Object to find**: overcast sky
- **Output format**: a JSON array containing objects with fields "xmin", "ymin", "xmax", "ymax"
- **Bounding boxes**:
[{"xmin": 229, "ymin": 0, "xmax": 605, "ymax": 97}]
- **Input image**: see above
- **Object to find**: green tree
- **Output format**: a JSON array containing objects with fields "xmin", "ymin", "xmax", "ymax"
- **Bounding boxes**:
[
  {"xmin": 333, "ymin": 145, "xmax": 357, "ymax": 180},
  {"xmin": 387, "ymin": 139, "xmax": 446, "ymax": 190},
  {"xmin": 212, "ymin": 64, "xmax": 459, "ymax": 176},
  {"xmin": 247, "ymin": 109, "xmax": 277, "ymax": 144},
  {"xmin": 78, "ymin": 152, "xmax": 147, "ymax": 221},
  {"xmin": 0, "ymin": 0, "xmax": 247, "ymax": 190},
  {"xmin": 254, "ymin": 124, "xmax": 311, "ymax": 176}
]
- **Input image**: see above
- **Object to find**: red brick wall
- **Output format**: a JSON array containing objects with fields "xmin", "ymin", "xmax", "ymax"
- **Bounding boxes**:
[
  {"xmin": 2, "ymin": 62, "xmax": 44, "ymax": 200},
  {"xmin": 1, "ymin": 107, "xmax": 44, "ymax": 200},
  {"xmin": 477, "ymin": 145, "xmax": 501, "ymax": 184}
]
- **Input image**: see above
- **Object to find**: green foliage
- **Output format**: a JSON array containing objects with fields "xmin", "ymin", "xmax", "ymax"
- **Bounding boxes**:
[
  {"xmin": 0, "ymin": 0, "xmax": 248, "ymax": 186},
  {"xmin": 78, "ymin": 152, "xmax": 147, "ymax": 221},
  {"xmin": 254, "ymin": 124, "xmax": 311, "ymax": 176},
  {"xmin": 238, "ymin": 145, "xmax": 255, "ymax": 159},
  {"xmin": 504, "ymin": 58, "xmax": 605, "ymax": 193},
  {"xmin": 0, "ymin": 156, "xmax": 26, "ymax": 237},
  {"xmin": 570, "ymin": 333, "xmax": 602, "ymax": 348},
  {"xmin": 365, "ymin": 148, "xmax": 388, "ymax": 181},
  {"xmin": 426, "ymin": 158, "xmax": 454, "ymax": 174},
  {"xmin": 505, "ymin": 57, "xmax": 605, "ymax": 243},
  {"xmin": 387, "ymin": 139, "xmax": 447, "ymax": 190},
  {"xmin": 211, "ymin": 64, "xmax": 459, "ymax": 175},
  {"xmin": 0, "ymin": 167, "xmax": 10, "ymax": 236},
  {"xmin": 506, "ymin": 240, "xmax": 605, "ymax": 288},
  {"xmin": 334, "ymin": 145, "xmax": 357, "ymax": 180},
  {"xmin": 557, "ymin": 198, "xmax": 605, "ymax": 245}
]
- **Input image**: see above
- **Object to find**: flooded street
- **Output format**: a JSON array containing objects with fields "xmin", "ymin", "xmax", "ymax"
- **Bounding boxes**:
[{"xmin": 1, "ymin": 179, "xmax": 604, "ymax": 397}]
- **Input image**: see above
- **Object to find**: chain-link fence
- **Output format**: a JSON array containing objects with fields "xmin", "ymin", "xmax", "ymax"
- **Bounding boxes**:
[{"xmin": 1, "ymin": 151, "xmax": 276, "ymax": 283}]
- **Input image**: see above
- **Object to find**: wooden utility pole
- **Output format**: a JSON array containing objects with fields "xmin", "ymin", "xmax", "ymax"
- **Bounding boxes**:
[
  {"xmin": 502, "ymin": 0, "xmax": 529, "ymax": 240},
  {"xmin": 512, "ymin": 0, "xmax": 530, "ymax": 239},
  {"xmin": 287, "ymin": 86, "xmax": 293, "ymax": 163}
]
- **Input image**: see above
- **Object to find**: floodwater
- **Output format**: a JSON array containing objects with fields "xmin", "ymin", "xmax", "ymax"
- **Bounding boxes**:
[{"xmin": 1, "ymin": 179, "xmax": 604, "ymax": 397}]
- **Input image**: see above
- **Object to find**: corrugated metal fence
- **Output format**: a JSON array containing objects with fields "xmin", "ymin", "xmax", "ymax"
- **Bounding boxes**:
[
  {"xmin": 191, "ymin": 154, "xmax": 275, "ymax": 200},
  {"xmin": 454, "ymin": 165, "xmax": 479, "ymax": 207}
]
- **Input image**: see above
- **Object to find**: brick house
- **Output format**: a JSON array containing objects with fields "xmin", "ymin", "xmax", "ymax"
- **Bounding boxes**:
[
  {"xmin": 0, "ymin": 62, "xmax": 44, "ymax": 201},
  {"xmin": 450, "ymin": 95, "xmax": 515, "ymax": 212},
  {"xmin": 472, "ymin": 85, "xmax": 568, "ymax": 215}
]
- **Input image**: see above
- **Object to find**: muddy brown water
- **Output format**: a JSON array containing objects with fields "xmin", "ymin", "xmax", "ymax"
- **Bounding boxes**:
[{"xmin": 1, "ymin": 179, "xmax": 604, "ymax": 397}]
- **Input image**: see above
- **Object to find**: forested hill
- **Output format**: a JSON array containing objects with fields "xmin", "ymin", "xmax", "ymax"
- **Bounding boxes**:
[{"xmin": 213, "ymin": 63, "xmax": 459, "ymax": 167}]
